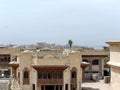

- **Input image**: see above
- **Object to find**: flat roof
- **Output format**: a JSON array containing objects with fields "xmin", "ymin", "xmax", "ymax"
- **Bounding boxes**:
[{"xmin": 106, "ymin": 41, "xmax": 120, "ymax": 45}]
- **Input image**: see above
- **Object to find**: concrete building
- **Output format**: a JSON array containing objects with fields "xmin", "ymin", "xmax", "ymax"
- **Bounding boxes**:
[{"xmin": 107, "ymin": 41, "xmax": 120, "ymax": 90}]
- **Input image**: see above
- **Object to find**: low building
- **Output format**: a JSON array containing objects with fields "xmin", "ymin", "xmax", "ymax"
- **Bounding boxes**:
[
  {"xmin": 81, "ymin": 49, "xmax": 109, "ymax": 80},
  {"xmin": 0, "ymin": 47, "xmax": 20, "ymax": 78}
]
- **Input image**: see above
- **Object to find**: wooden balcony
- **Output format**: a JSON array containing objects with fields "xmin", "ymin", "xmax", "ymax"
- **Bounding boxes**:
[
  {"xmin": 71, "ymin": 78, "xmax": 77, "ymax": 84},
  {"xmin": 37, "ymin": 79, "xmax": 63, "ymax": 85}
]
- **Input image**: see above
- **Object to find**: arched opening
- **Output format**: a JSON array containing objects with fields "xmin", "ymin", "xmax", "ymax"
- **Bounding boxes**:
[
  {"xmin": 72, "ymin": 71, "xmax": 76, "ymax": 78},
  {"xmin": 24, "ymin": 71, "xmax": 29, "ymax": 78},
  {"xmin": 71, "ymin": 67, "xmax": 77, "ymax": 90},
  {"xmin": 23, "ymin": 68, "xmax": 29, "ymax": 85}
]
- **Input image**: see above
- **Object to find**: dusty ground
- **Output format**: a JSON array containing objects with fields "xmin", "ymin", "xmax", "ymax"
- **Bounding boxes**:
[{"xmin": 82, "ymin": 80, "xmax": 110, "ymax": 90}]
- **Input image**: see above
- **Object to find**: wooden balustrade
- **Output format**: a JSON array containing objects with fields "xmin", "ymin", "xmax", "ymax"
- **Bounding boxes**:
[{"xmin": 37, "ymin": 79, "xmax": 63, "ymax": 85}]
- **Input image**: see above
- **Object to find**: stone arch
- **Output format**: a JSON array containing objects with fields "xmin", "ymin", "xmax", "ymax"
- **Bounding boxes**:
[
  {"xmin": 71, "ymin": 67, "xmax": 77, "ymax": 78},
  {"xmin": 71, "ymin": 67, "xmax": 77, "ymax": 90},
  {"xmin": 23, "ymin": 67, "xmax": 30, "ymax": 85}
]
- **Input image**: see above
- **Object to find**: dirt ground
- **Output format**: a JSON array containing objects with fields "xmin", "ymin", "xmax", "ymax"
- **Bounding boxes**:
[{"xmin": 82, "ymin": 80, "xmax": 110, "ymax": 90}]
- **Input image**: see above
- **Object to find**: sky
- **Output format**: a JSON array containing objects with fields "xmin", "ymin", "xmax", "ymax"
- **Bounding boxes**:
[{"xmin": 0, "ymin": 0, "xmax": 120, "ymax": 47}]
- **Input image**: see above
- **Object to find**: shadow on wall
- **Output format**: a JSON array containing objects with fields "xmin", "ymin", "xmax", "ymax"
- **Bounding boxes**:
[{"xmin": 82, "ymin": 87, "xmax": 99, "ymax": 90}]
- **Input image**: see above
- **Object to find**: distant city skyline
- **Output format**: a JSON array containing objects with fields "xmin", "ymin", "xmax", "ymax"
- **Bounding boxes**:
[{"xmin": 0, "ymin": 0, "xmax": 120, "ymax": 47}]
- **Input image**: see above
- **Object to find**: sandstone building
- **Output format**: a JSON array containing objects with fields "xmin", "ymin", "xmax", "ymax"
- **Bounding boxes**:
[
  {"xmin": 10, "ymin": 49, "xmax": 82, "ymax": 90},
  {"xmin": 107, "ymin": 41, "xmax": 120, "ymax": 90},
  {"xmin": 0, "ymin": 45, "xmax": 109, "ymax": 90}
]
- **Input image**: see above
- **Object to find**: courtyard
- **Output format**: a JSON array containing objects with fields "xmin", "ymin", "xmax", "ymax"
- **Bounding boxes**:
[{"xmin": 82, "ymin": 80, "xmax": 110, "ymax": 90}]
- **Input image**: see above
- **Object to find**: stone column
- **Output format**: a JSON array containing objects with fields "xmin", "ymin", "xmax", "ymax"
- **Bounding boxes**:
[{"xmin": 77, "ymin": 69, "xmax": 81, "ymax": 90}]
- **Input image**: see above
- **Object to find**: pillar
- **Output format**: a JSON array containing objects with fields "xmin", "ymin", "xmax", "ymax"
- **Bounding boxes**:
[
  {"xmin": 89, "ymin": 58, "xmax": 92, "ymax": 79},
  {"xmin": 54, "ymin": 85, "xmax": 56, "ymax": 90}
]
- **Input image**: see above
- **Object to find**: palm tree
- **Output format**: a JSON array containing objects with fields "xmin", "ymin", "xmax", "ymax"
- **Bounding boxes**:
[
  {"xmin": 68, "ymin": 40, "xmax": 73, "ymax": 49},
  {"xmin": 103, "ymin": 54, "xmax": 110, "ymax": 64}
]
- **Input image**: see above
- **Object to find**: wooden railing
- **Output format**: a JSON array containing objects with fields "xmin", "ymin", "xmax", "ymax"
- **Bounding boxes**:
[
  {"xmin": 38, "ymin": 79, "xmax": 63, "ymax": 85},
  {"xmin": 71, "ymin": 78, "xmax": 77, "ymax": 84}
]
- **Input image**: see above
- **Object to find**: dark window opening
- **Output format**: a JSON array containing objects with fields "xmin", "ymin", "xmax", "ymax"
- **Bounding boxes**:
[
  {"xmin": 48, "ymin": 73, "xmax": 52, "ymax": 79},
  {"xmin": 58, "ymin": 73, "xmax": 63, "ymax": 79},
  {"xmin": 43, "ymin": 72, "xmax": 47, "ymax": 79},
  {"xmin": 33, "ymin": 84, "xmax": 35, "ymax": 90},
  {"xmin": 72, "ymin": 71, "xmax": 76, "ymax": 78},
  {"xmin": 38, "ymin": 72, "xmax": 42, "ymax": 79},
  {"xmin": 65, "ymin": 84, "xmax": 68, "ymax": 90},
  {"xmin": 82, "ymin": 59, "xmax": 88, "ymax": 62},
  {"xmin": 24, "ymin": 71, "xmax": 29, "ymax": 78},
  {"xmin": 56, "ymin": 86, "xmax": 58, "ymax": 90},
  {"xmin": 41, "ymin": 86, "xmax": 44, "ymax": 90},
  {"xmin": 8, "ymin": 57, "xmax": 10, "ymax": 62},
  {"xmin": 92, "ymin": 59, "xmax": 99, "ymax": 65}
]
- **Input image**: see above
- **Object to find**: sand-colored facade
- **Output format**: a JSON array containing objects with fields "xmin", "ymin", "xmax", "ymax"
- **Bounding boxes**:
[
  {"xmin": 107, "ymin": 41, "xmax": 120, "ymax": 90},
  {"xmin": 0, "ymin": 46, "xmax": 109, "ymax": 90},
  {"xmin": 10, "ymin": 50, "xmax": 82, "ymax": 90},
  {"xmin": 0, "ymin": 47, "xmax": 20, "ymax": 78},
  {"xmin": 80, "ymin": 49, "xmax": 109, "ymax": 80}
]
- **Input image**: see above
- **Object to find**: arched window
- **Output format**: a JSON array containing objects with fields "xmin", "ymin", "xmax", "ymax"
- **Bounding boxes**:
[
  {"xmin": 72, "ymin": 71, "xmax": 76, "ymax": 78},
  {"xmin": 23, "ymin": 68, "xmax": 29, "ymax": 85},
  {"xmin": 24, "ymin": 71, "xmax": 29, "ymax": 78}
]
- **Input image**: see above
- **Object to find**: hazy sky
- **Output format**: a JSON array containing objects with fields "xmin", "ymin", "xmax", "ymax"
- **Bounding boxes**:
[{"xmin": 0, "ymin": 0, "xmax": 120, "ymax": 47}]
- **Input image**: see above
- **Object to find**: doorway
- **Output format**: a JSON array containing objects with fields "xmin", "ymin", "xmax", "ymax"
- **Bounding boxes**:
[{"xmin": 45, "ymin": 86, "xmax": 54, "ymax": 90}]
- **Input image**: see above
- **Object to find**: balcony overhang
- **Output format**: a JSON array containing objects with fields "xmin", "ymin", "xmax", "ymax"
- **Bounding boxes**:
[
  {"xmin": 82, "ymin": 55, "xmax": 107, "ymax": 57},
  {"xmin": 81, "ymin": 62, "xmax": 89, "ymax": 70},
  {"xmin": 9, "ymin": 62, "xmax": 19, "ymax": 68},
  {"xmin": 32, "ymin": 65, "xmax": 68, "ymax": 71}
]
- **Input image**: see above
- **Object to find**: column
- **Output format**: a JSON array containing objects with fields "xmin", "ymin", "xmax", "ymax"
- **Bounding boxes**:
[
  {"xmin": 54, "ymin": 85, "xmax": 56, "ymax": 90},
  {"xmin": 44, "ymin": 86, "xmax": 45, "ymax": 90},
  {"xmin": 38, "ymin": 85, "xmax": 41, "ymax": 90},
  {"xmin": 77, "ymin": 69, "xmax": 81, "ymax": 90}
]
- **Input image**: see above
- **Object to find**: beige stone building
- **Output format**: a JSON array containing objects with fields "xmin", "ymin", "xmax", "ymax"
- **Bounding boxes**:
[
  {"xmin": 0, "ymin": 47, "xmax": 20, "ymax": 78},
  {"xmin": 0, "ymin": 45, "xmax": 109, "ymax": 90},
  {"xmin": 80, "ymin": 49, "xmax": 109, "ymax": 80},
  {"xmin": 10, "ymin": 49, "xmax": 82, "ymax": 90},
  {"xmin": 107, "ymin": 41, "xmax": 120, "ymax": 90}
]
